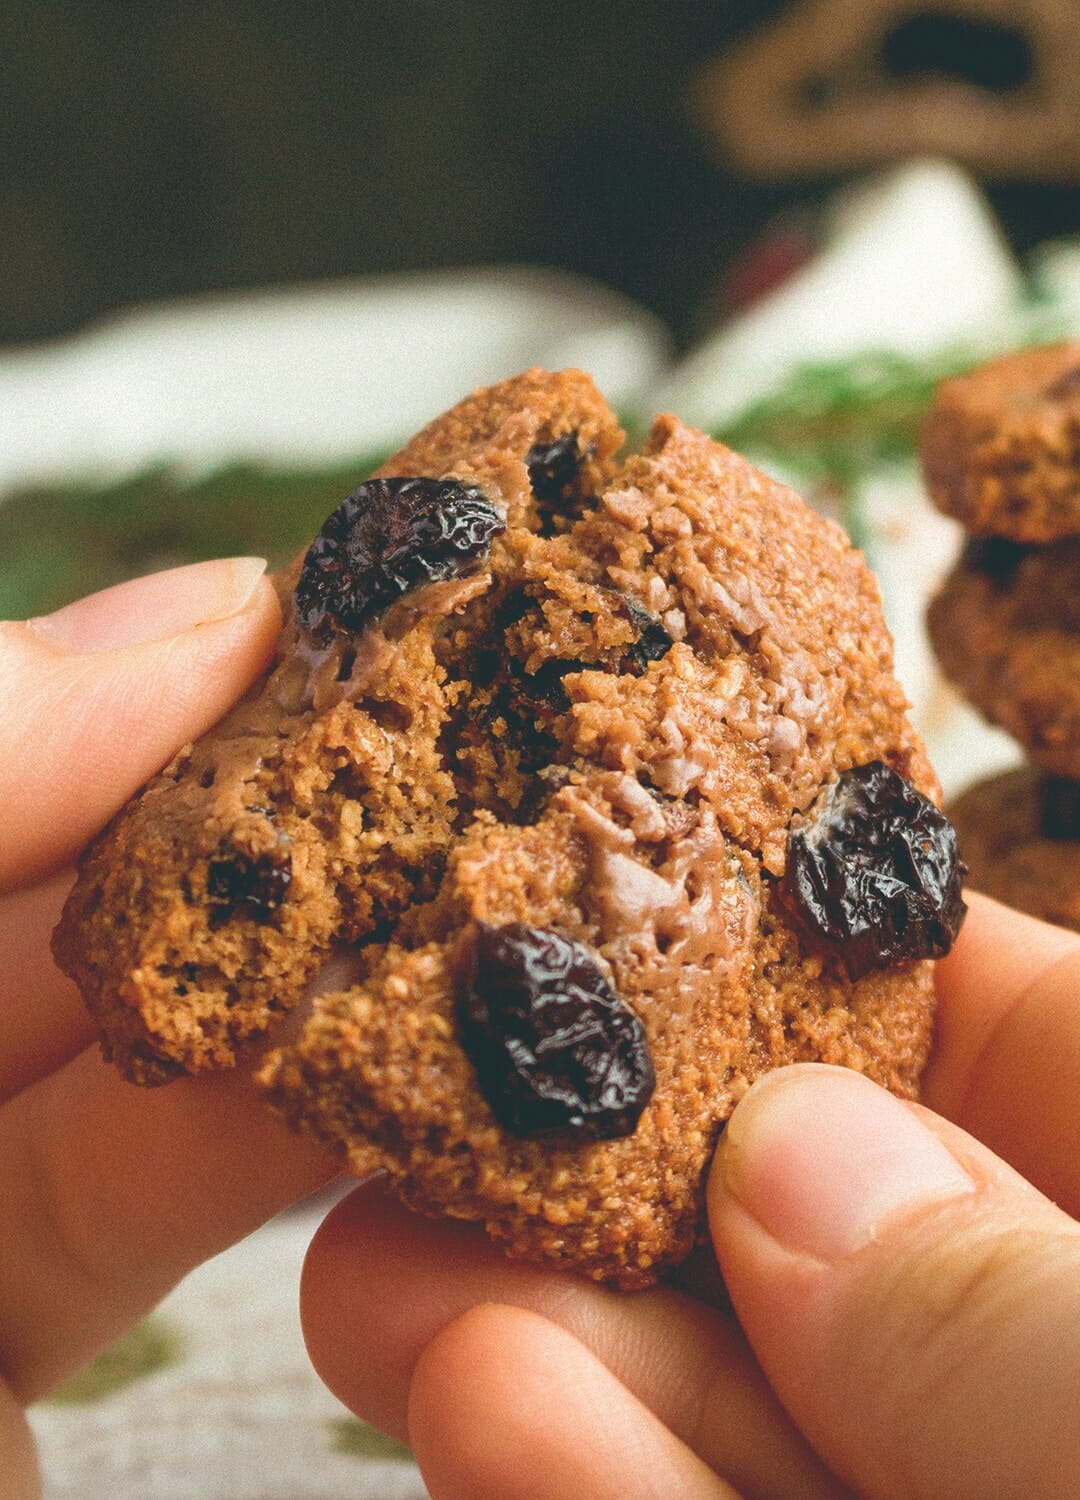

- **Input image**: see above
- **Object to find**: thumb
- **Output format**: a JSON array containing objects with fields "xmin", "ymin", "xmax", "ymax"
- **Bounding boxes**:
[
  {"xmin": 709, "ymin": 1064, "xmax": 1080, "ymax": 1500},
  {"xmin": 0, "ymin": 557, "xmax": 280, "ymax": 891}
]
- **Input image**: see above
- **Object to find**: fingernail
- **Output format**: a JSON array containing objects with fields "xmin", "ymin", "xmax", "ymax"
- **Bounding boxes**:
[
  {"xmin": 719, "ymin": 1065, "xmax": 974, "ymax": 1262},
  {"xmin": 26, "ymin": 557, "xmax": 268, "ymax": 654}
]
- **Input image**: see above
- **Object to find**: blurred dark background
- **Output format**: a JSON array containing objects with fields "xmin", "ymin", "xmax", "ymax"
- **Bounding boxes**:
[{"xmin": 6, "ymin": 0, "xmax": 1080, "ymax": 352}]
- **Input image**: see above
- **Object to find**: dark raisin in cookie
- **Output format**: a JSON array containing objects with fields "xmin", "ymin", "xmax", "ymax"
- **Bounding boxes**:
[{"xmin": 55, "ymin": 368, "xmax": 963, "ymax": 1287}]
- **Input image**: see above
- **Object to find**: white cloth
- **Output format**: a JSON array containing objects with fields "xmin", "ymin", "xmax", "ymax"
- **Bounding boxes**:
[{"xmin": 30, "ymin": 1196, "xmax": 431, "ymax": 1499}]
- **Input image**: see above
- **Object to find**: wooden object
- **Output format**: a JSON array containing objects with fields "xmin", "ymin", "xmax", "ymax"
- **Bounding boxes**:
[{"xmin": 692, "ymin": 0, "xmax": 1080, "ymax": 179}]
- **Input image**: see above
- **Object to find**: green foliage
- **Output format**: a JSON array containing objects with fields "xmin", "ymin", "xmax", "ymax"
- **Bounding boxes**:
[
  {"xmin": 47, "ymin": 1316, "xmax": 184, "ymax": 1405},
  {"xmin": 0, "ymin": 455, "xmax": 384, "ymax": 619},
  {"xmin": 2, "ymin": 316, "xmax": 1073, "ymax": 618},
  {"xmin": 713, "ymin": 348, "xmax": 981, "ymax": 546},
  {"xmin": 712, "ymin": 322, "xmax": 1068, "ymax": 544},
  {"xmin": 325, "ymin": 1416, "xmax": 415, "ymax": 1463}
]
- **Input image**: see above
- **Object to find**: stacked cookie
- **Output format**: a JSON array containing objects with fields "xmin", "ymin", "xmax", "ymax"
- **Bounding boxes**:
[{"xmin": 923, "ymin": 343, "xmax": 1080, "ymax": 933}]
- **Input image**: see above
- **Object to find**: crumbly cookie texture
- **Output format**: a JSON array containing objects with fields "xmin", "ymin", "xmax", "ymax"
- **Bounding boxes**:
[
  {"xmin": 920, "ymin": 342, "xmax": 1080, "ymax": 543},
  {"xmin": 927, "ymin": 538, "xmax": 1080, "ymax": 780},
  {"xmin": 55, "ymin": 368, "xmax": 960, "ymax": 1288},
  {"xmin": 947, "ymin": 767, "xmax": 1080, "ymax": 935}
]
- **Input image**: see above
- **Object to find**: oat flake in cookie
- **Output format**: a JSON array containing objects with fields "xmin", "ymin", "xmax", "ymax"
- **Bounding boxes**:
[{"xmin": 54, "ymin": 368, "xmax": 965, "ymax": 1288}]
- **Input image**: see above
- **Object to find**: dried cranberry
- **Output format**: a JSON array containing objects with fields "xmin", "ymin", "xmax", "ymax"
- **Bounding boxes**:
[
  {"xmin": 513, "ymin": 764, "xmax": 573, "ymax": 826},
  {"xmin": 782, "ymin": 762, "xmax": 966, "ymax": 979},
  {"xmin": 296, "ymin": 477, "xmax": 504, "ymax": 639},
  {"xmin": 526, "ymin": 432, "xmax": 581, "ymax": 502},
  {"xmin": 459, "ymin": 923, "xmax": 655, "ymax": 1139},
  {"xmin": 619, "ymin": 595, "xmax": 672, "ymax": 673},
  {"xmin": 207, "ymin": 846, "xmax": 292, "ymax": 923},
  {"xmin": 505, "ymin": 593, "xmax": 672, "ymax": 715},
  {"xmin": 511, "ymin": 656, "xmax": 581, "ymax": 713}
]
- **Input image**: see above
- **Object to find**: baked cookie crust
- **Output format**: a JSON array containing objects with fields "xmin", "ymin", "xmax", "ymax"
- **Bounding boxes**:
[
  {"xmin": 920, "ymin": 342, "xmax": 1080, "ymax": 543},
  {"xmin": 947, "ymin": 767, "xmax": 1080, "ymax": 934},
  {"xmin": 927, "ymin": 538, "xmax": 1080, "ymax": 779}
]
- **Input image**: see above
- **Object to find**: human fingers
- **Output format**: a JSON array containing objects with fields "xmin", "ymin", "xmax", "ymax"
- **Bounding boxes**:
[
  {"xmin": 924, "ymin": 891, "xmax": 1080, "ymax": 1214},
  {"xmin": 301, "ymin": 1184, "xmax": 848, "ymax": 1500},
  {"xmin": 0, "ymin": 1382, "xmax": 39, "ymax": 1500},
  {"xmin": 0, "ymin": 557, "xmax": 281, "ymax": 1098},
  {"xmin": 0, "ymin": 1046, "xmax": 338, "ymax": 1403},
  {"xmin": 710, "ymin": 1063, "xmax": 1080, "ymax": 1500},
  {"xmin": 0, "ymin": 556, "xmax": 280, "ymax": 892},
  {"xmin": 0, "ymin": 871, "xmax": 96, "ymax": 1100},
  {"xmin": 408, "ymin": 1304, "xmax": 745, "ymax": 1500}
]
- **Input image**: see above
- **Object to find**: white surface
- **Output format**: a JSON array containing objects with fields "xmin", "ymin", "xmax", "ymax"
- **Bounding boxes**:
[
  {"xmin": 29, "ymin": 1199, "xmax": 430, "ymax": 1500},
  {"xmin": 0, "ymin": 266, "xmax": 670, "ymax": 493},
  {"xmin": 656, "ymin": 159, "xmax": 1023, "ymax": 428}
]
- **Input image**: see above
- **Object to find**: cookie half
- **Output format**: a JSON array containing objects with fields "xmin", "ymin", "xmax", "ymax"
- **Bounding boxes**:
[{"xmin": 55, "ymin": 368, "xmax": 964, "ymax": 1286}]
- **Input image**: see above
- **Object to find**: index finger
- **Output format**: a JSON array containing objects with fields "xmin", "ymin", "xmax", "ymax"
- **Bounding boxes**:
[
  {"xmin": 924, "ymin": 891, "xmax": 1080, "ymax": 1216},
  {"xmin": 0, "ymin": 871, "xmax": 97, "ymax": 1101},
  {"xmin": 0, "ymin": 1045, "xmax": 339, "ymax": 1404}
]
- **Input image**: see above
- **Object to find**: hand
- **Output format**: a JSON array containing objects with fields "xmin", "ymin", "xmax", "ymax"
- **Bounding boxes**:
[
  {"xmin": 0, "ymin": 560, "xmax": 338, "ymax": 1499},
  {"xmin": 301, "ymin": 894, "xmax": 1080, "ymax": 1500}
]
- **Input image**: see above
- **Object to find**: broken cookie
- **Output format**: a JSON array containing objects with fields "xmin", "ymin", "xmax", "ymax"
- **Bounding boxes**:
[{"xmin": 54, "ymin": 367, "xmax": 964, "ymax": 1286}]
